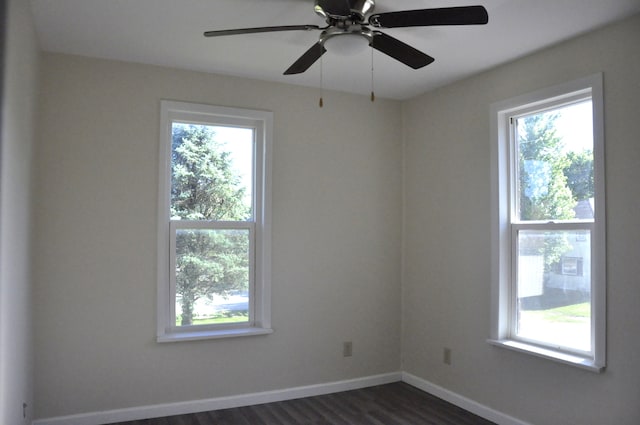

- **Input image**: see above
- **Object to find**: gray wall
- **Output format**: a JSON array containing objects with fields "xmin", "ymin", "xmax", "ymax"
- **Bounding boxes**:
[
  {"xmin": 402, "ymin": 14, "xmax": 640, "ymax": 425},
  {"xmin": 0, "ymin": 0, "xmax": 39, "ymax": 423},
  {"xmin": 33, "ymin": 54, "xmax": 403, "ymax": 418}
]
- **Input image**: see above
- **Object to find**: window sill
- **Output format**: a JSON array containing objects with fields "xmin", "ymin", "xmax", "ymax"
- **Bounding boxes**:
[
  {"xmin": 158, "ymin": 326, "xmax": 273, "ymax": 343},
  {"xmin": 487, "ymin": 339, "xmax": 604, "ymax": 373}
]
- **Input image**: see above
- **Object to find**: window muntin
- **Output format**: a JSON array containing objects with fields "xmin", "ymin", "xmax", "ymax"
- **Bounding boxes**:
[
  {"xmin": 158, "ymin": 101, "xmax": 272, "ymax": 341},
  {"xmin": 490, "ymin": 74, "xmax": 605, "ymax": 371}
]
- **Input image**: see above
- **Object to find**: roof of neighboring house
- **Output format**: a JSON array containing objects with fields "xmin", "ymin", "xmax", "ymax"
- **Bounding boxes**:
[{"xmin": 574, "ymin": 198, "xmax": 595, "ymax": 219}]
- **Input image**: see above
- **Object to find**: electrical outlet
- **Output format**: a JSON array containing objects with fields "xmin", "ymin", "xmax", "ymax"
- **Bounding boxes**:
[
  {"xmin": 443, "ymin": 347, "xmax": 452, "ymax": 365},
  {"xmin": 343, "ymin": 341, "xmax": 353, "ymax": 357},
  {"xmin": 23, "ymin": 402, "xmax": 27, "ymax": 419}
]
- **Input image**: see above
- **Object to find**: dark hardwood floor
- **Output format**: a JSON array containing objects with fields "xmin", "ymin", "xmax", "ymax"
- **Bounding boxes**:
[{"xmin": 108, "ymin": 382, "xmax": 496, "ymax": 425}]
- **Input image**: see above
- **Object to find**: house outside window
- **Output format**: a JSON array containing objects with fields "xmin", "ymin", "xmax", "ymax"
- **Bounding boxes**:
[
  {"xmin": 490, "ymin": 74, "xmax": 605, "ymax": 371},
  {"xmin": 157, "ymin": 101, "xmax": 273, "ymax": 342}
]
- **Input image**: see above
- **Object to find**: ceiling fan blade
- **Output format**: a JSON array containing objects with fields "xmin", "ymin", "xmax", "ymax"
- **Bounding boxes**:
[
  {"xmin": 370, "ymin": 32, "xmax": 434, "ymax": 69},
  {"xmin": 369, "ymin": 6, "xmax": 488, "ymax": 28},
  {"xmin": 283, "ymin": 42, "xmax": 327, "ymax": 75},
  {"xmin": 204, "ymin": 25, "xmax": 323, "ymax": 37}
]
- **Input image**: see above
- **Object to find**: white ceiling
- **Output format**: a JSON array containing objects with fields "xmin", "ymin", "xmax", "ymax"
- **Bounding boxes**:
[{"xmin": 30, "ymin": 0, "xmax": 640, "ymax": 100}]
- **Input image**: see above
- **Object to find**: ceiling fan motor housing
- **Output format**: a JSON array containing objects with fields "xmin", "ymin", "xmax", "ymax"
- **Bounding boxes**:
[{"xmin": 314, "ymin": 0, "xmax": 375, "ymax": 21}]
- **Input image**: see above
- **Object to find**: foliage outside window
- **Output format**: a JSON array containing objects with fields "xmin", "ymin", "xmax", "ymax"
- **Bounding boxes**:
[
  {"xmin": 158, "ymin": 101, "xmax": 272, "ymax": 342},
  {"xmin": 490, "ymin": 75, "xmax": 605, "ymax": 371}
]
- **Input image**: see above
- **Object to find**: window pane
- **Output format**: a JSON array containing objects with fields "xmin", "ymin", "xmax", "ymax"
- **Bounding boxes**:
[
  {"xmin": 516, "ymin": 229, "xmax": 591, "ymax": 352},
  {"xmin": 175, "ymin": 228, "xmax": 250, "ymax": 326},
  {"xmin": 171, "ymin": 123, "xmax": 254, "ymax": 221},
  {"xmin": 516, "ymin": 101, "xmax": 594, "ymax": 221}
]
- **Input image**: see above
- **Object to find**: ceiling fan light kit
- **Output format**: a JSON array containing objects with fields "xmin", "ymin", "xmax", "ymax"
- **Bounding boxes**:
[{"xmin": 204, "ymin": 0, "xmax": 488, "ymax": 93}]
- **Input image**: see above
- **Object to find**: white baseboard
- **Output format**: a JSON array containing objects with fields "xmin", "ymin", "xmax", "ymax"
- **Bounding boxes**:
[
  {"xmin": 34, "ymin": 371, "xmax": 530, "ymax": 425},
  {"xmin": 401, "ymin": 372, "xmax": 533, "ymax": 425},
  {"xmin": 32, "ymin": 372, "xmax": 402, "ymax": 425}
]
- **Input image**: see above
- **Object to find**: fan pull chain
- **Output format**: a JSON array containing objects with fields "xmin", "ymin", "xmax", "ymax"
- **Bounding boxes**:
[
  {"xmin": 370, "ymin": 47, "xmax": 375, "ymax": 102},
  {"xmin": 319, "ymin": 56, "xmax": 324, "ymax": 108}
]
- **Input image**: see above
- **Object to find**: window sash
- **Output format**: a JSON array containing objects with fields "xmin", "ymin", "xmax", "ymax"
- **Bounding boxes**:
[
  {"xmin": 507, "ymin": 93, "xmax": 593, "ymax": 224},
  {"xmin": 168, "ymin": 220, "xmax": 256, "ymax": 334},
  {"xmin": 509, "ymin": 221, "xmax": 594, "ymax": 356}
]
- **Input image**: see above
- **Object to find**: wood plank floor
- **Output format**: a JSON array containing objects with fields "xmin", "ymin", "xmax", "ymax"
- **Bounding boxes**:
[{"xmin": 108, "ymin": 382, "xmax": 496, "ymax": 425}]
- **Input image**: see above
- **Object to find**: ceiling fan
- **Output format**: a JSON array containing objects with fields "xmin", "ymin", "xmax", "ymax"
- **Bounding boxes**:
[{"xmin": 204, "ymin": 0, "xmax": 488, "ymax": 75}]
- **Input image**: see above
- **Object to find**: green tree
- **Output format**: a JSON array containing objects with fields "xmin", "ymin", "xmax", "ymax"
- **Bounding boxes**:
[
  {"xmin": 562, "ymin": 150, "xmax": 594, "ymax": 202},
  {"xmin": 517, "ymin": 113, "xmax": 575, "ymax": 270},
  {"xmin": 518, "ymin": 113, "xmax": 576, "ymax": 221},
  {"xmin": 171, "ymin": 124, "xmax": 250, "ymax": 325}
]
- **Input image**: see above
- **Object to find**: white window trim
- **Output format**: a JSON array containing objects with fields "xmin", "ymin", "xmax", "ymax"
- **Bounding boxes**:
[
  {"xmin": 157, "ymin": 100, "xmax": 273, "ymax": 342},
  {"xmin": 489, "ymin": 74, "xmax": 606, "ymax": 371}
]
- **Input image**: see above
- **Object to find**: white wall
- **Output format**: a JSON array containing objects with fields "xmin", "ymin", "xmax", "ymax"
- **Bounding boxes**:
[
  {"xmin": 402, "ymin": 14, "xmax": 640, "ymax": 425},
  {"xmin": 0, "ymin": 0, "xmax": 39, "ymax": 423},
  {"xmin": 33, "ymin": 54, "xmax": 403, "ymax": 419}
]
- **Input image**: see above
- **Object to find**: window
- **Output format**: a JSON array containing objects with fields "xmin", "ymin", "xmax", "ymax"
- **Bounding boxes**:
[
  {"xmin": 490, "ymin": 74, "xmax": 605, "ymax": 371},
  {"xmin": 157, "ymin": 101, "xmax": 272, "ymax": 342}
]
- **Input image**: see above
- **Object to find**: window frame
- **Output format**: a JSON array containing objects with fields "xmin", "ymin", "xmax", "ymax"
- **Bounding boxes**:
[
  {"xmin": 157, "ymin": 100, "xmax": 273, "ymax": 342},
  {"xmin": 489, "ymin": 74, "xmax": 606, "ymax": 371}
]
